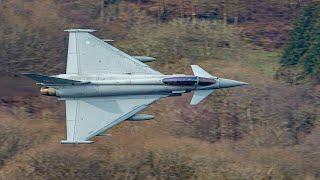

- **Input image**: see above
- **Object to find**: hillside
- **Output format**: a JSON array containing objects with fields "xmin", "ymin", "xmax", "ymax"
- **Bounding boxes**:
[{"xmin": 0, "ymin": 0, "xmax": 319, "ymax": 179}]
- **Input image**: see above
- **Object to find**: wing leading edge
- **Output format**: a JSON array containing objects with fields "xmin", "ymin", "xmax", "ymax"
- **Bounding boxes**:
[
  {"xmin": 65, "ymin": 29, "xmax": 161, "ymax": 75},
  {"xmin": 61, "ymin": 95, "xmax": 167, "ymax": 144}
]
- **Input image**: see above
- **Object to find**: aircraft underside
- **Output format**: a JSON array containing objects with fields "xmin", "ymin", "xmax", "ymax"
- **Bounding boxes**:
[{"xmin": 23, "ymin": 29, "xmax": 247, "ymax": 144}]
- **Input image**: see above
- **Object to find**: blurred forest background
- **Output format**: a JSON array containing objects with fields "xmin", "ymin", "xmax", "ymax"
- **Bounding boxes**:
[{"xmin": 0, "ymin": 0, "xmax": 319, "ymax": 179}]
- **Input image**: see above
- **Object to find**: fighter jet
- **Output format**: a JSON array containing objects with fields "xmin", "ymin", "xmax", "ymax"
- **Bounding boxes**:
[{"xmin": 23, "ymin": 29, "xmax": 247, "ymax": 144}]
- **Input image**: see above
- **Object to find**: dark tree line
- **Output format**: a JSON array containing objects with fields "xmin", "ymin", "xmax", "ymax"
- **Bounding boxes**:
[{"xmin": 280, "ymin": 2, "xmax": 320, "ymax": 80}]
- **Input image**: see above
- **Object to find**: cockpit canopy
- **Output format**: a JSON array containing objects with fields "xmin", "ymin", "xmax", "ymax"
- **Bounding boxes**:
[
  {"xmin": 198, "ymin": 77, "xmax": 217, "ymax": 86},
  {"xmin": 162, "ymin": 76, "xmax": 216, "ymax": 86}
]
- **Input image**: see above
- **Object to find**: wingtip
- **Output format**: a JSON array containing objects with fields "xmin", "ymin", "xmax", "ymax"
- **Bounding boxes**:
[
  {"xmin": 190, "ymin": 101, "xmax": 198, "ymax": 106},
  {"xmin": 61, "ymin": 140, "xmax": 94, "ymax": 144},
  {"xmin": 20, "ymin": 72, "xmax": 32, "ymax": 75},
  {"xmin": 20, "ymin": 72, "xmax": 34, "ymax": 77},
  {"xmin": 64, "ymin": 29, "xmax": 96, "ymax": 32}
]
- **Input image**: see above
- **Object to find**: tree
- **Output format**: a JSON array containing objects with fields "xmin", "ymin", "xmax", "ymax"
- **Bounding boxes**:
[
  {"xmin": 280, "ymin": 4, "xmax": 316, "ymax": 66},
  {"xmin": 279, "ymin": 2, "xmax": 320, "ymax": 80},
  {"xmin": 302, "ymin": 16, "xmax": 320, "ymax": 75}
]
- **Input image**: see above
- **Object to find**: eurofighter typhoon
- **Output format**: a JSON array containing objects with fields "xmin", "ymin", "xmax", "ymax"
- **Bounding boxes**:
[{"xmin": 23, "ymin": 29, "xmax": 248, "ymax": 144}]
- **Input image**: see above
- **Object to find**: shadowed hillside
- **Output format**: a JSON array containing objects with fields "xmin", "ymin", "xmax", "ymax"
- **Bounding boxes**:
[{"xmin": 0, "ymin": 0, "xmax": 319, "ymax": 179}]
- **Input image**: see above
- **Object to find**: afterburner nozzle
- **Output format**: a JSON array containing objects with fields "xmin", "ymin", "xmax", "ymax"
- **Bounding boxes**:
[
  {"xmin": 219, "ymin": 78, "xmax": 248, "ymax": 88},
  {"xmin": 40, "ymin": 87, "xmax": 57, "ymax": 96}
]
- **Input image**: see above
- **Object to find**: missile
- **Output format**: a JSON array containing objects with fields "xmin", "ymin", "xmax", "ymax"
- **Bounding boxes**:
[
  {"xmin": 103, "ymin": 39, "xmax": 114, "ymax": 42},
  {"xmin": 132, "ymin": 56, "xmax": 156, "ymax": 62},
  {"xmin": 127, "ymin": 114, "xmax": 154, "ymax": 121}
]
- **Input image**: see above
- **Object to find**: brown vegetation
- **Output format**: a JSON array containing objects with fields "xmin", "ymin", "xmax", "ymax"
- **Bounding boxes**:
[{"xmin": 0, "ymin": 0, "xmax": 319, "ymax": 179}]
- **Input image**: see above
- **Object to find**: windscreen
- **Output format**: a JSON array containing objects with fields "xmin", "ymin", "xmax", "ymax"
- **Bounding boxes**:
[{"xmin": 198, "ymin": 77, "xmax": 216, "ymax": 86}]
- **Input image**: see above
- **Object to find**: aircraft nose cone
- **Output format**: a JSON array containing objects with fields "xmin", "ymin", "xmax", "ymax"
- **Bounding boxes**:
[{"xmin": 219, "ymin": 78, "xmax": 248, "ymax": 88}]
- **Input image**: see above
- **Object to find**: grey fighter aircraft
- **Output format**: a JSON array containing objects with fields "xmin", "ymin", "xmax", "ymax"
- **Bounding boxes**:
[{"xmin": 23, "ymin": 29, "xmax": 247, "ymax": 144}]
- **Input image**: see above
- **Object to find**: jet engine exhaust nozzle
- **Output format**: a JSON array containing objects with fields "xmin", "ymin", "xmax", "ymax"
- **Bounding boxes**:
[{"xmin": 40, "ymin": 87, "xmax": 57, "ymax": 96}]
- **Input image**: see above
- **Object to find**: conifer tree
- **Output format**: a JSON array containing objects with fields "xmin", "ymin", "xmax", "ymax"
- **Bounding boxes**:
[
  {"xmin": 302, "ymin": 4, "xmax": 320, "ymax": 76},
  {"xmin": 280, "ymin": 2, "xmax": 320, "ymax": 80},
  {"xmin": 280, "ymin": 4, "xmax": 316, "ymax": 66}
]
